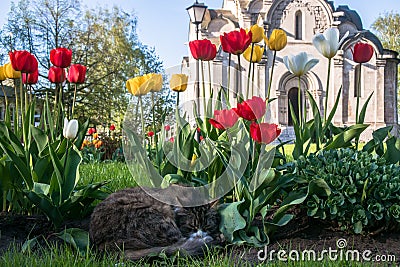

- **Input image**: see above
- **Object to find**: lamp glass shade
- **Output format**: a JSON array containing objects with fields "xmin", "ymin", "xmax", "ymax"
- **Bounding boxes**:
[{"xmin": 186, "ymin": 2, "xmax": 207, "ymax": 24}]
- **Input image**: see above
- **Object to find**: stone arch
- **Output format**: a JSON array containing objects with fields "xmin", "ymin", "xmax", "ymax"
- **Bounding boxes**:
[
  {"xmin": 277, "ymin": 71, "xmax": 322, "ymax": 125},
  {"xmin": 207, "ymin": 17, "xmax": 236, "ymax": 35},
  {"xmin": 248, "ymin": 0, "xmax": 263, "ymax": 14},
  {"xmin": 265, "ymin": 0, "xmax": 334, "ymax": 37}
]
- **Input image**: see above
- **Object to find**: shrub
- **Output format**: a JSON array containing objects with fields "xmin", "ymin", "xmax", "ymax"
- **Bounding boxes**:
[{"xmin": 287, "ymin": 148, "xmax": 400, "ymax": 233}]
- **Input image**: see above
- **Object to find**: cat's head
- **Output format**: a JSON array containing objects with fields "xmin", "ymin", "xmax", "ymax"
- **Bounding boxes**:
[{"xmin": 174, "ymin": 203, "xmax": 220, "ymax": 239}]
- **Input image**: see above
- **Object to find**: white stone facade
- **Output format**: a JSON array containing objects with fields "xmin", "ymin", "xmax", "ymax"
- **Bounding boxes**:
[{"xmin": 181, "ymin": 0, "xmax": 399, "ymax": 140}]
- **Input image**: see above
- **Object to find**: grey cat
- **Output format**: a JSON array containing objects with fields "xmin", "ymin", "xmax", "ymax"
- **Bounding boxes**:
[{"xmin": 89, "ymin": 186, "xmax": 221, "ymax": 260}]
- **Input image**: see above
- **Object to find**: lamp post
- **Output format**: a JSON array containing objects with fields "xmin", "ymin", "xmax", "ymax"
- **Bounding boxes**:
[{"xmin": 187, "ymin": 0, "xmax": 207, "ymax": 134}]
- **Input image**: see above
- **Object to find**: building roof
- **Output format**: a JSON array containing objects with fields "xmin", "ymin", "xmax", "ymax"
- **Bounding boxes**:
[{"xmin": 336, "ymin": 5, "xmax": 363, "ymax": 31}]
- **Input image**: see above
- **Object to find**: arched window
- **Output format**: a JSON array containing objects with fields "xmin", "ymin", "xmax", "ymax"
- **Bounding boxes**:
[
  {"xmin": 295, "ymin": 11, "xmax": 302, "ymax": 40},
  {"xmin": 288, "ymin": 87, "xmax": 302, "ymax": 126}
]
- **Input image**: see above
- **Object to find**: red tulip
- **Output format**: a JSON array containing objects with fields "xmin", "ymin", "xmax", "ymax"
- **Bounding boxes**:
[
  {"xmin": 109, "ymin": 124, "xmax": 115, "ymax": 131},
  {"xmin": 22, "ymin": 69, "xmax": 39, "ymax": 84},
  {"xmin": 235, "ymin": 96, "xmax": 266, "ymax": 121},
  {"xmin": 50, "ymin": 47, "xmax": 72, "ymax": 68},
  {"xmin": 209, "ymin": 109, "xmax": 239, "ymax": 130},
  {"xmin": 200, "ymin": 136, "xmax": 204, "ymax": 141},
  {"xmin": 148, "ymin": 131, "xmax": 154, "ymax": 137},
  {"xmin": 48, "ymin": 66, "xmax": 66, "ymax": 83},
  {"xmin": 68, "ymin": 64, "xmax": 87, "ymax": 84},
  {"xmin": 250, "ymin": 122, "xmax": 281, "ymax": 144},
  {"xmin": 352, "ymin": 42, "xmax": 374, "ymax": 63},
  {"xmin": 169, "ymin": 137, "xmax": 174, "ymax": 142},
  {"xmin": 189, "ymin": 39, "xmax": 217, "ymax": 61},
  {"xmin": 88, "ymin": 128, "xmax": 96, "ymax": 135},
  {"xmin": 9, "ymin": 50, "xmax": 38, "ymax": 73},
  {"xmin": 164, "ymin": 125, "xmax": 171, "ymax": 131},
  {"xmin": 220, "ymin": 28, "xmax": 252, "ymax": 55}
]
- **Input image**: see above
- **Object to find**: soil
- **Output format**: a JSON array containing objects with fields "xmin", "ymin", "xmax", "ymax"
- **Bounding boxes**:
[{"xmin": 1, "ymin": 211, "xmax": 399, "ymax": 264}]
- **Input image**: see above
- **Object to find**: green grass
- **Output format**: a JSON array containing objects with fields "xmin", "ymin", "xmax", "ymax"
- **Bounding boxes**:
[
  {"xmin": 79, "ymin": 162, "xmax": 137, "ymax": 192},
  {"xmin": 1, "ymin": 244, "xmax": 383, "ymax": 267},
  {"xmin": 2, "ymin": 154, "xmax": 393, "ymax": 266}
]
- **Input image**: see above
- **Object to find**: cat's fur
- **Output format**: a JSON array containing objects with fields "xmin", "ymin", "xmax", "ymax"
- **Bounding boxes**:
[{"xmin": 89, "ymin": 187, "xmax": 220, "ymax": 260}]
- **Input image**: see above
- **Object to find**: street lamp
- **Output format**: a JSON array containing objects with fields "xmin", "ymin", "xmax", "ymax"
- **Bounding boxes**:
[
  {"xmin": 186, "ymin": 0, "xmax": 208, "ymax": 40},
  {"xmin": 187, "ymin": 1, "xmax": 207, "ymax": 133}
]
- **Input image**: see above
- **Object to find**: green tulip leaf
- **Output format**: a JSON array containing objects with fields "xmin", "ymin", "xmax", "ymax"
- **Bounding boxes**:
[
  {"xmin": 56, "ymin": 228, "xmax": 89, "ymax": 256},
  {"xmin": 219, "ymin": 200, "xmax": 246, "ymax": 243},
  {"xmin": 358, "ymin": 92, "xmax": 374, "ymax": 124},
  {"xmin": 324, "ymin": 124, "xmax": 369, "ymax": 150}
]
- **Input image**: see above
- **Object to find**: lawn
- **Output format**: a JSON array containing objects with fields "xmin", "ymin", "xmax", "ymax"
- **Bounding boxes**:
[{"xmin": 1, "ymin": 162, "xmax": 395, "ymax": 266}]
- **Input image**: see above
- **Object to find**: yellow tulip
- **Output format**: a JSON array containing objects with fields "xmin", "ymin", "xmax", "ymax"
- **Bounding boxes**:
[
  {"xmin": 243, "ymin": 45, "xmax": 264, "ymax": 63},
  {"xmin": 0, "ymin": 66, "xmax": 6, "ymax": 81},
  {"xmin": 4, "ymin": 63, "xmax": 21, "ymax": 79},
  {"xmin": 126, "ymin": 73, "xmax": 153, "ymax": 96},
  {"xmin": 249, "ymin": 24, "xmax": 265, "ymax": 43},
  {"xmin": 170, "ymin": 74, "xmax": 188, "ymax": 92},
  {"xmin": 149, "ymin": 73, "xmax": 163, "ymax": 92},
  {"xmin": 268, "ymin": 29, "xmax": 287, "ymax": 51}
]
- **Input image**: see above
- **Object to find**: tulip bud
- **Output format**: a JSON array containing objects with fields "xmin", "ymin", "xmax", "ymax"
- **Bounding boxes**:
[
  {"xmin": 249, "ymin": 24, "xmax": 264, "ymax": 43},
  {"xmin": 268, "ymin": 29, "xmax": 287, "ymax": 51},
  {"xmin": 170, "ymin": 74, "xmax": 188, "ymax": 92},
  {"xmin": 63, "ymin": 118, "xmax": 79, "ymax": 139}
]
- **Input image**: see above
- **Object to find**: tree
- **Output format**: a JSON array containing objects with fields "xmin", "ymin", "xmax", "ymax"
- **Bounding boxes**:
[
  {"xmin": 0, "ymin": 0, "xmax": 173, "ymax": 129},
  {"xmin": 371, "ymin": 11, "xmax": 400, "ymax": 112}
]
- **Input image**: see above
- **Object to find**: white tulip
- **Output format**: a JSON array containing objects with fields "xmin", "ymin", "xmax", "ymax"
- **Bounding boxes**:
[
  {"xmin": 283, "ymin": 52, "xmax": 319, "ymax": 77},
  {"xmin": 63, "ymin": 118, "xmax": 79, "ymax": 140},
  {"xmin": 312, "ymin": 28, "xmax": 349, "ymax": 59}
]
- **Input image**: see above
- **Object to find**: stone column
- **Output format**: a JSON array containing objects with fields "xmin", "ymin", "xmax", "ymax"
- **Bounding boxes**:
[{"xmin": 375, "ymin": 59, "xmax": 386, "ymax": 126}]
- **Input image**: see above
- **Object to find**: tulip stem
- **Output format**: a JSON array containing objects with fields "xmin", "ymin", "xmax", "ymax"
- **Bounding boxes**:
[
  {"xmin": 355, "ymin": 63, "xmax": 362, "ymax": 150},
  {"xmin": 251, "ymin": 62, "xmax": 256, "ymax": 97},
  {"xmin": 201, "ymin": 60, "xmax": 206, "ymax": 116},
  {"xmin": 151, "ymin": 92, "xmax": 159, "ymax": 171},
  {"xmin": 298, "ymin": 76, "xmax": 302, "ymax": 130},
  {"xmin": 72, "ymin": 83, "xmax": 77, "ymax": 118},
  {"xmin": 14, "ymin": 80, "xmax": 19, "ymax": 135},
  {"xmin": 139, "ymin": 96, "xmax": 145, "ymax": 147},
  {"xmin": 324, "ymin": 58, "xmax": 332, "ymax": 123},
  {"xmin": 227, "ymin": 53, "xmax": 231, "ymax": 103},
  {"xmin": 175, "ymin": 92, "xmax": 180, "ymax": 134},
  {"xmin": 20, "ymin": 76, "xmax": 24, "ymax": 127},
  {"xmin": 237, "ymin": 55, "xmax": 241, "ymax": 98},
  {"xmin": 267, "ymin": 51, "xmax": 277, "ymax": 100},
  {"xmin": 246, "ymin": 43, "xmax": 254, "ymax": 99},
  {"xmin": 208, "ymin": 61, "xmax": 212, "ymax": 97}
]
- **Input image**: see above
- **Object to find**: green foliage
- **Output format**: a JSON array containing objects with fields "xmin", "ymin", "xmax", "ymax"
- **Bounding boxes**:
[
  {"xmin": 288, "ymin": 148, "xmax": 400, "ymax": 233},
  {"xmin": 0, "ymin": 101, "xmax": 107, "ymax": 228},
  {"xmin": 362, "ymin": 126, "xmax": 400, "ymax": 164},
  {"xmin": 289, "ymin": 88, "xmax": 370, "ymax": 160}
]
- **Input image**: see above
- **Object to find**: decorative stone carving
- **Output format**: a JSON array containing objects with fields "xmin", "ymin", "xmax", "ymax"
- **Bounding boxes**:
[{"xmin": 270, "ymin": 0, "xmax": 328, "ymax": 33}]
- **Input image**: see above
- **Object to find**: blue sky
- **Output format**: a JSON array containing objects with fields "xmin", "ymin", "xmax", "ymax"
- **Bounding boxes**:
[{"xmin": 0, "ymin": 0, "xmax": 399, "ymax": 67}]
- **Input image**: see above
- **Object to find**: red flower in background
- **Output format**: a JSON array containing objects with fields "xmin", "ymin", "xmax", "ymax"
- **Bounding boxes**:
[
  {"xmin": 209, "ymin": 109, "xmax": 239, "ymax": 130},
  {"xmin": 220, "ymin": 28, "xmax": 252, "ymax": 55},
  {"xmin": 48, "ymin": 66, "xmax": 66, "ymax": 83},
  {"xmin": 88, "ymin": 128, "xmax": 96, "ymax": 135},
  {"xmin": 50, "ymin": 47, "xmax": 72, "ymax": 68},
  {"xmin": 189, "ymin": 39, "xmax": 217, "ymax": 61},
  {"xmin": 148, "ymin": 131, "xmax": 154, "ymax": 137},
  {"xmin": 169, "ymin": 137, "xmax": 174, "ymax": 142},
  {"xmin": 68, "ymin": 64, "xmax": 87, "ymax": 83},
  {"xmin": 235, "ymin": 96, "xmax": 266, "ymax": 121},
  {"xmin": 250, "ymin": 122, "xmax": 281, "ymax": 144},
  {"xmin": 352, "ymin": 42, "xmax": 374, "ymax": 63},
  {"xmin": 9, "ymin": 50, "xmax": 38, "ymax": 73},
  {"xmin": 109, "ymin": 124, "xmax": 115, "ymax": 131},
  {"xmin": 22, "ymin": 69, "xmax": 39, "ymax": 84},
  {"xmin": 164, "ymin": 125, "xmax": 171, "ymax": 131}
]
